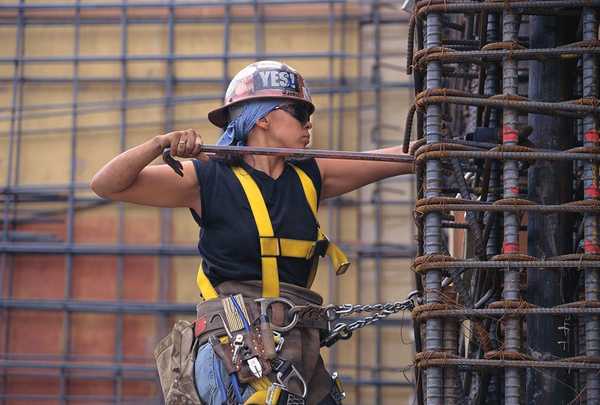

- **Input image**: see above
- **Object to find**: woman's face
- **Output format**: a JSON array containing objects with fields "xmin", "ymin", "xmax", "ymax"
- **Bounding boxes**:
[{"xmin": 266, "ymin": 102, "xmax": 313, "ymax": 148}]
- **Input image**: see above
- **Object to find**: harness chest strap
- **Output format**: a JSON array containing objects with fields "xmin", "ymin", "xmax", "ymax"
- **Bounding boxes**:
[{"xmin": 196, "ymin": 164, "xmax": 350, "ymax": 300}]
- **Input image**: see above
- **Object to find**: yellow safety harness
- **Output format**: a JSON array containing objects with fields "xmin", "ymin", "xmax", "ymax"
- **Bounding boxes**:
[
  {"xmin": 195, "ymin": 164, "xmax": 350, "ymax": 404},
  {"xmin": 196, "ymin": 164, "xmax": 350, "ymax": 300}
]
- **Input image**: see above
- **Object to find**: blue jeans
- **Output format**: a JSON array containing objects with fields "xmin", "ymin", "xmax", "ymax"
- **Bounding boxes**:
[{"xmin": 194, "ymin": 342, "xmax": 254, "ymax": 404}]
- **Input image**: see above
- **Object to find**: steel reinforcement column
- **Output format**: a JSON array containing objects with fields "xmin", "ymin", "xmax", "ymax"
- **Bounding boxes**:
[
  {"xmin": 582, "ymin": 7, "xmax": 600, "ymax": 404},
  {"xmin": 501, "ymin": 10, "xmax": 521, "ymax": 405},
  {"xmin": 424, "ymin": 10, "xmax": 443, "ymax": 405},
  {"xmin": 526, "ymin": 12, "xmax": 576, "ymax": 404}
]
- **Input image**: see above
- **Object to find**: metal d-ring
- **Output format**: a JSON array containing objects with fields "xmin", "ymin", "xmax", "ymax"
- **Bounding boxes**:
[{"xmin": 255, "ymin": 297, "xmax": 299, "ymax": 333}]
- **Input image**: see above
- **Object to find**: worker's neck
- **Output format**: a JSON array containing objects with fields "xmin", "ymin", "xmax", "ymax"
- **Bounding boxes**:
[{"xmin": 244, "ymin": 135, "xmax": 285, "ymax": 179}]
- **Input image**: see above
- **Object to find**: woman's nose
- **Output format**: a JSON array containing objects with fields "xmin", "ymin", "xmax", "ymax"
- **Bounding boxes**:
[{"xmin": 304, "ymin": 120, "xmax": 313, "ymax": 129}]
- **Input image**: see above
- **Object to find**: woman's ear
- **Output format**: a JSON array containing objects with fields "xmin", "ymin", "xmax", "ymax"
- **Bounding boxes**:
[{"xmin": 255, "ymin": 116, "xmax": 270, "ymax": 130}]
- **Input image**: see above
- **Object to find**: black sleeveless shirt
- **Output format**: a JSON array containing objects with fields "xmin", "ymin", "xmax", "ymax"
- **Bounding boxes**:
[{"xmin": 191, "ymin": 157, "xmax": 322, "ymax": 288}]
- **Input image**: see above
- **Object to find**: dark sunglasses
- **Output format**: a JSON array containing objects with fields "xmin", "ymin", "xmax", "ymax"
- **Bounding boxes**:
[{"xmin": 273, "ymin": 103, "xmax": 311, "ymax": 126}]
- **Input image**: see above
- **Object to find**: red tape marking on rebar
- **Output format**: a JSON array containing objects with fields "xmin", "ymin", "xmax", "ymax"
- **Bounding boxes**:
[
  {"xmin": 503, "ymin": 126, "xmax": 518, "ymax": 143},
  {"xmin": 503, "ymin": 242, "xmax": 519, "ymax": 254},
  {"xmin": 584, "ymin": 129, "xmax": 600, "ymax": 143},
  {"xmin": 585, "ymin": 186, "xmax": 600, "ymax": 199},
  {"xmin": 584, "ymin": 240, "xmax": 600, "ymax": 254}
]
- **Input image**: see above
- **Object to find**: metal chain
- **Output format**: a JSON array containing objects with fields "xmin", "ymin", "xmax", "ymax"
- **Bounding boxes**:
[{"xmin": 320, "ymin": 291, "xmax": 420, "ymax": 347}]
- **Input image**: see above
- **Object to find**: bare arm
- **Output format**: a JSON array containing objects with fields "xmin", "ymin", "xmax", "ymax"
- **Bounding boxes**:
[
  {"xmin": 90, "ymin": 129, "xmax": 206, "ymax": 213},
  {"xmin": 316, "ymin": 145, "xmax": 414, "ymax": 199}
]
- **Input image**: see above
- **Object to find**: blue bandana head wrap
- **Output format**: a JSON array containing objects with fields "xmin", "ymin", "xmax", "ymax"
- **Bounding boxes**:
[{"xmin": 216, "ymin": 100, "xmax": 281, "ymax": 146}]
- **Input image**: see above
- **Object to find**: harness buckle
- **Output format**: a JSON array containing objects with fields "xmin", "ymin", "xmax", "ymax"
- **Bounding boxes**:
[
  {"xmin": 330, "ymin": 371, "xmax": 346, "ymax": 403},
  {"xmin": 307, "ymin": 237, "xmax": 329, "ymax": 259},
  {"xmin": 266, "ymin": 383, "xmax": 306, "ymax": 405},
  {"xmin": 271, "ymin": 358, "xmax": 308, "ymax": 399}
]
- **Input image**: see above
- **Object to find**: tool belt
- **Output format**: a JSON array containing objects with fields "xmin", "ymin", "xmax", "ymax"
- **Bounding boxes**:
[
  {"xmin": 194, "ymin": 280, "xmax": 344, "ymax": 405},
  {"xmin": 194, "ymin": 280, "xmax": 329, "ymax": 345}
]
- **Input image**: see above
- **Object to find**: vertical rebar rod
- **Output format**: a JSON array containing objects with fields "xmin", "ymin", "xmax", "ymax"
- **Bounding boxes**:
[
  {"xmin": 424, "ymin": 9, "xmax": 444, "ymax": 405},
  {"xmin": 0, "ymin": 2, "xmax": 25, "ymax": 403},
  {"xmin": 336, "ymin": 3, "xmax": 347, "ymax": 366},
  {"xmin": 501, "ymin": 10, "xmax": 521, "ymax": 405},
  {"xmin": 61, "ymin": 1, "xmax": 81, "ymax": 403},
  {"xmin": 576, "ymin": 39, "xmax": 586, "ymax": 405},
  {"xmin": 442, "ymin": 315, "xmax": 458, "ymax": 403},
  {"xmin": 114, "ymin": 2, "xmax": 128, "ymax": 403},
  {"xmin": 326, "ymin": 0, "xmax": 338, "ymax": 371},
  {"xmin": 355, "ymin": 16, "xmax": 364, "ymax": 403},
  {"xmin": 2, "ymin": 0, "xmax": 25, "ymax": 243},
  {"xmin": 253, "ymin": 0, "xmax": 264, "ymax": 60},
  {"xmin": 371, "ymin": 3, "xmax": 384, "ymax": 403},
  {"xmin": 442, "ymin": 15, "xmax": 459, "ymax": 404},
  {"xmin": 223, "ymin": 0, "xmax": 231, "ymax": 95},
  {"xmin": 335, "ymin": 8, "xmax": 347, "ymax": 388},
  {"xmin": 483, "ymin": 13, "xmax": 502, "ymax": 403},
  {"xmin": 582, "ymin": 7, "xmax": 600, "ymax": 404},
  {"xmin": 157, "ymin": 0, "xmax": 176, "ymax": 340},
  {"xmin": 484, "ymin": 13, "xmax": 501, "ymax": 259}
]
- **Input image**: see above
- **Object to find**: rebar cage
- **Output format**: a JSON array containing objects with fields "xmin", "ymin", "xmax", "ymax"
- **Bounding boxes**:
[
  {"xmin": 0, "ymin": 1, "xmax": 416, "ymax": 404},
  {"xmin": 407, "ymin": 1, "xmax": 600, "ymax": 404}
]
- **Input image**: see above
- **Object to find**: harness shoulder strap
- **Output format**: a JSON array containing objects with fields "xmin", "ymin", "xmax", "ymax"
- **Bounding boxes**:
[
  {"xmin": 196, "ymin": 260, "xmax": 218, "ymax": 300},
  {"xmin": 231, "ymin": 166, "xmax": 280, "ymax": 298},
  {"xmin": 290, "ymin": 164, "xmax": 351, "ymax": 284},
  {"xmin": 290, "ymin": 164, "xmax": 317, "ymax": 217}
]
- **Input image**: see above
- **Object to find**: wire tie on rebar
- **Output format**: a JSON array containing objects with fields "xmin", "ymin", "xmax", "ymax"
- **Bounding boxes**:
[
  {"xmin": 550, "ymin": 253, "xmax": 600, "ymax": 262},
  {"xmin": 561, "ymin": 40, "xmax": 600, "ymax": 49},
  {"xmin": 487, "ymin": 299, "xmax": 537, "ymax": 310},
  {"xmin": 557, "ymin": 300, "xmax": 600, "ymax": 309},
  {"xmin": 566, "ymin": 145, "xmax": 600, "ymax": 155},
  {"xmin": 558, "ymin": 355, "xmax": 600, "ymax": 364},
  {"xmin": 493, "ymin": 198, "xmax": 535, "ymax": 206},
  {"xmin": 414, "ymin": 350, "xmax": 459, "ymax": 364},
  {"xmin": 412, "ymin": 254, "xmax": 455, "ymax": 273},
  {"xmin": 411, "ymin": 303, "xmax": 459, "ymax": 320},
  {"xmin": 484, "ymin": 350, "xmax": 532, "ymax": 361},
  {"xmin": 490, "ymin": 253, "xmax": 536, "ymax": 262},
  {"xmin": 570, "ymin": 97, "xmax": 600, "ymax": 108},
  {"xmin": 489, "ymin": 93, "xmax": 527, "ymax": 102}
]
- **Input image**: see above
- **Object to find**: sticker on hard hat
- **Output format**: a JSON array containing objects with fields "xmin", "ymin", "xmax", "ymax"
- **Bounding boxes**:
[{"xmin": 254, "ymin": 70, "xmax": 300, "ymax": 95}]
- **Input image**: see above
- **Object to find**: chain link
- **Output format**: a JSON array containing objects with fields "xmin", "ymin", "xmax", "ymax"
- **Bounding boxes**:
[{"xmin": 320, "ymin": 291, "xmax": 420, "ymax": 347}]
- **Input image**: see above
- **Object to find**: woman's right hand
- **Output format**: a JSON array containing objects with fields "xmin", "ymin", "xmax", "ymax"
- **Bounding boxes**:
[{"xmin": 156, "ymin": 128, "xmax": 208, "ymax": 160}]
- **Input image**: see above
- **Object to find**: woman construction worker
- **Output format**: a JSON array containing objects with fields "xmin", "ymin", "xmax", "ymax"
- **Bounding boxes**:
[{"xmin": 91, "ymin": 60, "xmax": 414, "ymax": 405}]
